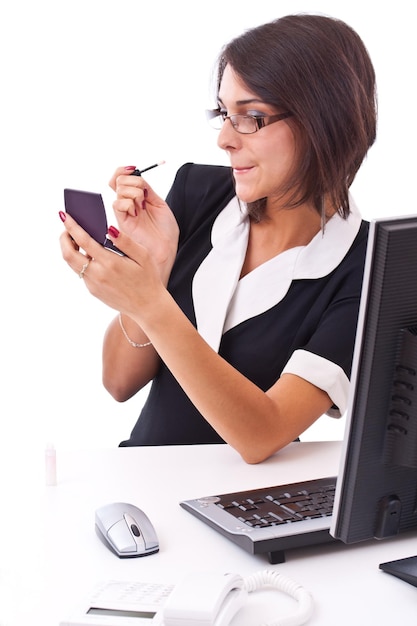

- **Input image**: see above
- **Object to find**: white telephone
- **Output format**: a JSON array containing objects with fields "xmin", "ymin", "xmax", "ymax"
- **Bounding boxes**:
[
  {"xmin": 60, "ymin": 570, "xmax": 313, "ymax": 626},
  {"xmin": 60, "ymin": 572, "xmax": 245, "ymax": 626}
]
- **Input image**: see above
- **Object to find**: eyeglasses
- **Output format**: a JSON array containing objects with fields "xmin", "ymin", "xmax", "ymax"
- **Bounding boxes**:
[{"xmin": 206, "ymin": 108, "xmax": 293, "ymax": 134}]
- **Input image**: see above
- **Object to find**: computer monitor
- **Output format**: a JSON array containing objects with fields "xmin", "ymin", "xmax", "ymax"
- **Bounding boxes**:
[{"xmin": 330, "ymin": 213, "xmax": 417, "ymax": 584}]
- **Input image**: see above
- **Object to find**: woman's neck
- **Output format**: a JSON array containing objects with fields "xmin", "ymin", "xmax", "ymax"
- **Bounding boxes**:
[{"xmin": 240, "ymin": 200, "xmax": 334, "ymax": 278}]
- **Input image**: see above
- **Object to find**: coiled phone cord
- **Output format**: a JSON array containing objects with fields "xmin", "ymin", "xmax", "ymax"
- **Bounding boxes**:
[{"xmin": 243, "ymin": 570, "xmax": 314, "ymax": 626}]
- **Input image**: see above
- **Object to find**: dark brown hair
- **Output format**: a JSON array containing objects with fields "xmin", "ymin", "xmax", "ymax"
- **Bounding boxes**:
[{"xmin": 216, "ymin": 14, "xmax": 377, "ymax": 220}]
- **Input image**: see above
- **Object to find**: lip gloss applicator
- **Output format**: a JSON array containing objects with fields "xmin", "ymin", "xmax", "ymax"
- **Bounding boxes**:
[{"xmin": 131, "ymin": 160, "xmax": 166, "ymax": 176}]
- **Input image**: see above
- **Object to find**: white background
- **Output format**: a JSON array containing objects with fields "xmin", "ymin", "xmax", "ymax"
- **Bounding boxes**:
[{"xmin": 0, "ymin": 0, "xmax": 415, "ymax": 459}]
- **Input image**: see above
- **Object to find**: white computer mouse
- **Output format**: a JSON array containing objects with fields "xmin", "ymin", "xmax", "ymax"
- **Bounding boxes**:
[{"xmin": 95, "ymin": 502, "xmax": 159, "ymax": 558}]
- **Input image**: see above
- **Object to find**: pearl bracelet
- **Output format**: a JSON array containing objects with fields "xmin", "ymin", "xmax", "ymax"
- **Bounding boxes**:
[{"xmin": 118, "ymin": 313, "xmax": 152, "ymax": 348}]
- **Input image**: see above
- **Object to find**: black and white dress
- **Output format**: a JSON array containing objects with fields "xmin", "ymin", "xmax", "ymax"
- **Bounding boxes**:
[{"xmin": 120, "ymin": 163, "xmax": 369, "ymax": 447}]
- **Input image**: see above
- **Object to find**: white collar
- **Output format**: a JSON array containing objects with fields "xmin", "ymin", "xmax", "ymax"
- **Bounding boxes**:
[{"xmin": 192, "ymin": 195, "xmax": 362, "ymax": 352}]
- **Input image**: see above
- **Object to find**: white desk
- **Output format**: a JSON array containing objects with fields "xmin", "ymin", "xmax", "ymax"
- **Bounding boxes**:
[{"xmin": 1, "ymin": 441, "xmax": 416, "ymax": 625}]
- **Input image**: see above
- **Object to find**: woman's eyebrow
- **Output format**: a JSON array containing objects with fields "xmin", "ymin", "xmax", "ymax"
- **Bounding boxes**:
[{"xmin": 217, "ymin": 96, "xmax": 265, "ymax": 107}]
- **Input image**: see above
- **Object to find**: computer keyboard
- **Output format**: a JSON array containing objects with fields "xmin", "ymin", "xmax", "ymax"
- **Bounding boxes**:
[{"xmin": 180, "ymin": 476, "xmax": 338, "ymax": 563}]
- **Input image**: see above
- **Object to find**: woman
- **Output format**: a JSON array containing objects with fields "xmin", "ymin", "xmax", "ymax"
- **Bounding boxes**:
[{"xmin": 59, "ymin": 14, "xmax": 377, "ymax": 463}]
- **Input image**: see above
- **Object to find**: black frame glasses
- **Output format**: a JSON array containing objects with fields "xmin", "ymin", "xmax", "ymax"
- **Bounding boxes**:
[{"xmin": 206, "ymin": 108, "xmax": 293, "ymax": 134}]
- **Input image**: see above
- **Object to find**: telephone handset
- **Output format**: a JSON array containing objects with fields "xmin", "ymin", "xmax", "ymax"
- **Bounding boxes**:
[{"xmin": 163, "ymin": 572, "xmax": 246, "ymax": 626}]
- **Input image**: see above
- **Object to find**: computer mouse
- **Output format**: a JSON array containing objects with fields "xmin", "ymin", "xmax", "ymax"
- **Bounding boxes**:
[{"xmin": 95, "ymin": 502, "xmax": 159, "ymax": 558}]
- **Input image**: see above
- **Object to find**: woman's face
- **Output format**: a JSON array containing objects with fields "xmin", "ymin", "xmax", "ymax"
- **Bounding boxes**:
[{"xmin": 217, "ymin": 64, "xmax": 297, "ymax": 206}]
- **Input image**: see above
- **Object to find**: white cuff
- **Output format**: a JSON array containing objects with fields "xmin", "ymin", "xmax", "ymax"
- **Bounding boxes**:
[{"xmin": 281, "ymin": 349, "xmax": 350, "ymax": 418}]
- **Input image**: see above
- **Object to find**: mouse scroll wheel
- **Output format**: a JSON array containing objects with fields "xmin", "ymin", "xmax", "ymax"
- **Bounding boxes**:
[
  {"xmin": 124, "ymin": 513, "xmax": 141, "ymax": 537},
  {"xmin": 130, "ymin": 524, "xmax": 140, "ymax": 537}
]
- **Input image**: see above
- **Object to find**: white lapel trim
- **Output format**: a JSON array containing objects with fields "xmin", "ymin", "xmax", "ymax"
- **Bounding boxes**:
[
  {"xmin": 224, "ymin": 246, "xmax": 304, "ymax": 333},
  {"xmin": 192, "ymin": 197, "xmax": 249, "ymax": 351}
]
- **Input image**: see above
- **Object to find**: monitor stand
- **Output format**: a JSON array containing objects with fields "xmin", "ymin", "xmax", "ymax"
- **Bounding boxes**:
[{"xmin": 379, "ymin": 554, "xmax": 417, "ymax": 587}]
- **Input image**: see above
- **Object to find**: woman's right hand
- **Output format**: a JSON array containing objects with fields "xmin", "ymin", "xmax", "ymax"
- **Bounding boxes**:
[{"xmin": 108, "ymin": 166, "xmax": 180, "ymax": 284}]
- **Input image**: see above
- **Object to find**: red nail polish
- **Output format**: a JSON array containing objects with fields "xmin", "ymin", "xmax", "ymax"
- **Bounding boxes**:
[
  {"xmin": 124, "ymin": 166, "xmax": 136, "ymax": 171},
  {"xmin": 108, "ymin": 225, "xmax": 120, "ymax": 238},
  {"xmin": 59, "ymin": 211, "xmax": 66, "ymax": 222}
]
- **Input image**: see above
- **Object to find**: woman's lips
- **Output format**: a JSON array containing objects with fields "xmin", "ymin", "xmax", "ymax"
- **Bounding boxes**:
[{"xmin": 232, "ymin": 166, "xmax": 254, "ymax": 174}]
